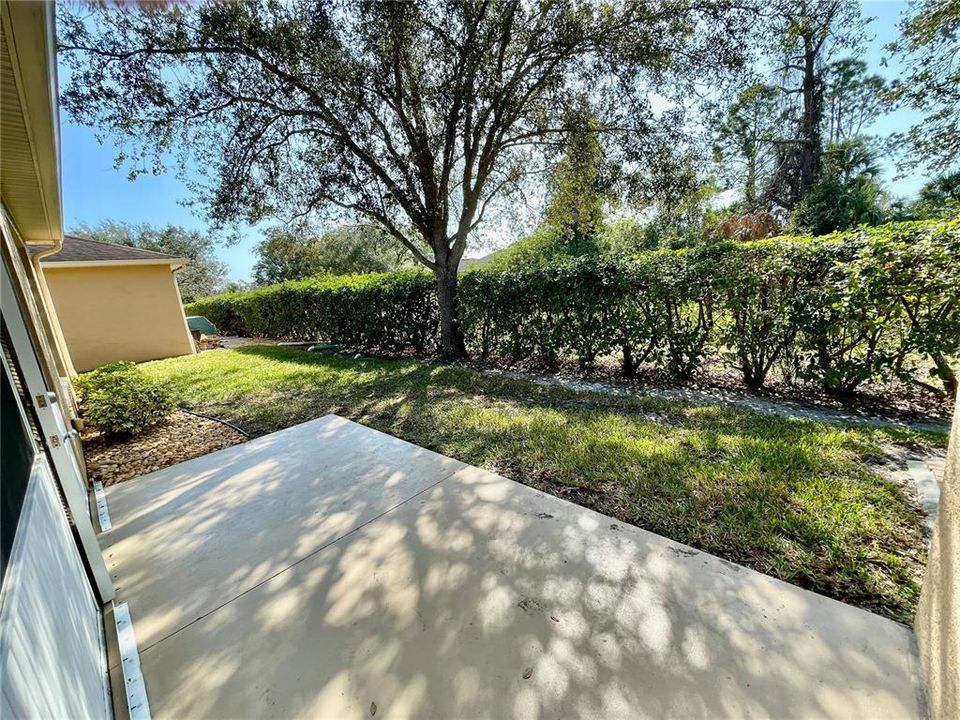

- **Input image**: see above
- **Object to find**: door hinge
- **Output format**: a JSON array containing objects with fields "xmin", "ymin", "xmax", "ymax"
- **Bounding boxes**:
[{"xmin": 35, "ymin": 390, "xmax": 56, "ymax": 408}]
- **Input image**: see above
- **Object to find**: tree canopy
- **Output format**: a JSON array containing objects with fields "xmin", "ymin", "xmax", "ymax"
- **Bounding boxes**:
[
  {"xmin": 823, "ymin": 58, "xmax": 887, "ymax": 144},
  {"xmin": 59, "ymin": 0, "xmax": 752, "ymax": 357},
  {"xmin": 711, "ymin": 1, "xmax": 876, "ymax": 215},
  {"xmin": 885, "ymin": 0, "xmax": 960, "ymax": 173},
  {"xmin": 252, "ymin": 224, "xmax": 411, "ymax": 285},
  {"xmin": 542, "ymin": 102, "xmax": 613, "ymax": 249},
  {"xmin": 791, "ymin": 138, "xmax": 887, "ymax": 235},
  {"xmin": 252, "ymin": 227, "xmax": 324, "ymax": 287}
]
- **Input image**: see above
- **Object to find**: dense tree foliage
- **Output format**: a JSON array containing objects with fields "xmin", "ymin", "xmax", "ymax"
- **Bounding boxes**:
[
  {"xmin": 886, "ymin": 0, "xmax": 960, "ymax": 172},
  {"xmin": 760, "ymin": 0, "xmax": 868, "ymax": 209},
  {"xmin": 60, "ymin": 0, "xmax": 752, "ymax": 358},
  {"xmin": 714, "ymin": 83, "xmax": 785, "ymax": 210},
  {"xmin": 542, "ymin": 103, "xmax": 612, "ymax": 250},
  {"xmin": 707, "ymin": 0, "xmax": 960, "ymax": 236},
  {"xmin": 252, "ymin": 228, "xmax": 324, "ymax": 287},
  {"xmin": 485, "ymin": 108, "xmax": 615, "ymax": 269},
  {"xmin": 253, "ymin": 224, "xmax": 411, "ymax": 285},
  {"xmin": 912, "ymin": 172, "xmax": 960, "ymax": 219},
  {"xmin": 791, "ymin": 138, "xmax": 888, "ymax": 234},
  {"xmin": 69, "ymin": 221, "xmax": 228, "ymax": 302},
  {"xmin": 889, "ymin": 172, "xmax": 960, "ymax": 221},
  {"xmin": 624, "ymin": 143, "xmax": 722, "ymax": 248},
  {"xmin": 712, "ymin": 1, "xmax": 873, "ymax": 215}
]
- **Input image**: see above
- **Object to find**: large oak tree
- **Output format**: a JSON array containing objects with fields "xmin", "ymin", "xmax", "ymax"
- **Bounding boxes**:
[{"xmin": 60, "ymin": 0, "xmax": 750, "ymax": 357}]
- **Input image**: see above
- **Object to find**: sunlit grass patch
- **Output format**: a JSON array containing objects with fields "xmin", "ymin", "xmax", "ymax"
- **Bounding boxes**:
[{"xmin": 141, "ymin": 346, "xmax": 947, "ymax": 623}]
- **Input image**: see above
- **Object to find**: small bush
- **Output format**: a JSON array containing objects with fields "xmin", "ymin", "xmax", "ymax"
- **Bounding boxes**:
[{"xmin": 74, "ymin": 362, "xmax": 175, "ymax": 437}]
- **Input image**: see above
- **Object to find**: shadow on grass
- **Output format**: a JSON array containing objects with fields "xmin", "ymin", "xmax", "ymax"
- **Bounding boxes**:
[{"xmin": 151, "ymin": 345, "xmax": 932, "ymax": 622}]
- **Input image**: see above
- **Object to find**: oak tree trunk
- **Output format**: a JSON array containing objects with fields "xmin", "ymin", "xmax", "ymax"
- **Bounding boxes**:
[{"xmin": 436, "ymin": 266, "xmax": 467, "ymax": 359}]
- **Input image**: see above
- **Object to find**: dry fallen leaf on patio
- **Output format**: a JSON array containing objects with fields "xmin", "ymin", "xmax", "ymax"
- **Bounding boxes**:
[
  {"xmin": 370, "ymin": 701, "xmax": 377, "ymax": 716},
  {"xmin": 522, "ymin": 667, "xmax": 533, "ymax": 680}
]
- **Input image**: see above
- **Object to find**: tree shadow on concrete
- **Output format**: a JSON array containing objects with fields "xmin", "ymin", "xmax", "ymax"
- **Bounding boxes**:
[{"xmin": 102, "ymin": 416, "xmax": 924, "ymax": 719}]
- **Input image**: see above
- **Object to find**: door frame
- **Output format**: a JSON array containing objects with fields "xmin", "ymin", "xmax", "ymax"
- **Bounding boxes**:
[
  {"xmin": 0, "ymin": 354, "xmax": 112, "ymax": 720},
  {"xmin": 1, "ymin": 251, "xmax": 113, "ymax": 601}
]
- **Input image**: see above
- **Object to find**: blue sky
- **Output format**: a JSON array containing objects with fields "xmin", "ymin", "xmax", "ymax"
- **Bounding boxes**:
[{"xmin": 58, "ymin": 1, "xmax": 931, "ymax": 282}]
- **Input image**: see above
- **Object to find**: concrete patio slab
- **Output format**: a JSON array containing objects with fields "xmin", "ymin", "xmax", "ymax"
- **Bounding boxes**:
[
  {"xmin": 102, "ymin": 415, "xmax": 465, "ymax": 649},
  {"xmin": 101, "ymin": 416, "xmax": 925, "ymax": 719}
]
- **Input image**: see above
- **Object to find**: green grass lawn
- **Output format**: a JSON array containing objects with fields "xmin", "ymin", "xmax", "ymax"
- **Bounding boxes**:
[{"xmin": 141, "ymin": 346, "xmax": 948, "ymax": 623}]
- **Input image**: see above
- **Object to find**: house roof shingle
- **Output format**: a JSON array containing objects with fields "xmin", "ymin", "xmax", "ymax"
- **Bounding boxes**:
[{"xmin": 32, "ymin": 235, "xmax": 182, "ymax": 264}]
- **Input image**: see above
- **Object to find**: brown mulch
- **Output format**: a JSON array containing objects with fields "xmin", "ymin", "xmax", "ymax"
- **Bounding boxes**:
[
  {"xmin": 459, "ymin": 355, "xmax": 956, "ymax": 424},
  {"xmin": 83, "ymin": 410, "xmax": 247, "ymax": 486},
  {"xmin": 292, "ymin": 344, "xmax": 952, "ymax": 423}
]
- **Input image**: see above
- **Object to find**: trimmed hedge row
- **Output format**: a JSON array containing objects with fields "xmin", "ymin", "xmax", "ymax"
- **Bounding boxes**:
[
  {"xmin": 187, "ymin": 221, "xmax": 960, "ymax": 394},
  {"xmin": 188, "ymin": 271, "xmax": 438, "ymax": 352}
]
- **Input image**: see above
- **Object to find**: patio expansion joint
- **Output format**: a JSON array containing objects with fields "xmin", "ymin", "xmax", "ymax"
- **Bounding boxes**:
[{"xmin": 115, "ymin": 466, "xmax": 459, "ymax": 667}]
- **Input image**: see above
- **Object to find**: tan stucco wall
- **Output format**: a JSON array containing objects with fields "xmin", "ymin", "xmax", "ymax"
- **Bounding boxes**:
[
  {"xmin": 916, "ymin": 393, "xmax": 960, "ymax": 719},
  {"xmin": 42, "ymin": 263, "xmax": 196, "ymax": 372}
]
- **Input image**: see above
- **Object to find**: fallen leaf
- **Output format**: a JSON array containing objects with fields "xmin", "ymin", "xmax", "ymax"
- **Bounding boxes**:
[
  {"xmin": 370, "ymin": 701, "xmax": 377, "ymax": 716},
  {"xmin": 522, "ymin": 667, "xmax": 533, "ymax": 680}
]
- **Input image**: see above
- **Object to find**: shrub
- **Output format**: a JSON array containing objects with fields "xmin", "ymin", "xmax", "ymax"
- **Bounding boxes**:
[
  {"xmin": 186, "ymin": 272, "xmax": 438, "ymax": 351},
  {"xmin": 714, "ymin": 239, "xmax": 816, "ymax": 389},
  {"xmin": 74, "ymin": 362, "xmax": 175, "ymax": 437},
  {"xmin": 793, "ymin": 222, "xmax": 960, "ymax": 395},
  {"xmin": 186, "ymin": 220, "xmax": 960, "ymax": 395},
  {"xmin": 185, "ymin": 290, "xmax": 248, "ymax": 335},
  {"xmin": 644, "ymin": 245, "xmax": 724, "ymax": 379},
  {"xmin": 461, "ymin": 257, "xmax": 628, "ymax": 369}
]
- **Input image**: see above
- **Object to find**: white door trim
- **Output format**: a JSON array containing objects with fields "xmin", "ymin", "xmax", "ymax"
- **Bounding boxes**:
[{"xmin": 1, "ymin": 258, "xmax": 113, "ymax": 601}]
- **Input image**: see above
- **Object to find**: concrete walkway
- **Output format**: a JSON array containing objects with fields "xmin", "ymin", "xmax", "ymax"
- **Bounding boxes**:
[
  {"xmin": 482, "ymin": 368, "xmax": 950, "ymax": 433},
  {"xmin": 101, "ymin": 416, "xmax": 925, "ymax": 719}
]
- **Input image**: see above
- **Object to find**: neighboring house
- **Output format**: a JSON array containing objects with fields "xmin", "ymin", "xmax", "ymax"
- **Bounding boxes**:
[
  {"xmin": 35, "ymin": 235, "xmax": 196, "ymax": 372},
  {"xmin": 1, "ymin": 3, "xmax": 115, "ymax": 717}
]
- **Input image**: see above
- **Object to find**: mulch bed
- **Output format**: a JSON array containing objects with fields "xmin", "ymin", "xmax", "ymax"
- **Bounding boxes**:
[
  {"xmin": 461, "ymin": 355, "xmax": 955, "ymax": 424},
  {"xmin": 282, "ymin": 343, "xmax": 952, "ymax": 424},
  {"xmin": 82, "ymin": 410, "xmax": 248, "ymax": 486}
]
